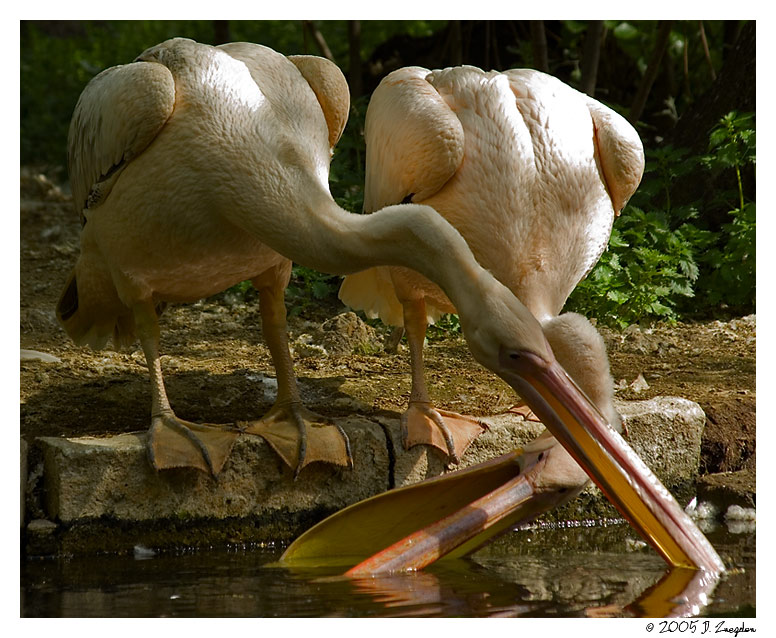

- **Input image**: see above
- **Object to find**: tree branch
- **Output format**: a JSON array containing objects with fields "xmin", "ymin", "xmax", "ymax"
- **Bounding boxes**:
[
  {"xmin": 698, "ymin": 21, "xmax": 717, "ymax": 81},
  {"xmin": 303, "ymin": 21, "xmax": 336, "ymax": 63}
]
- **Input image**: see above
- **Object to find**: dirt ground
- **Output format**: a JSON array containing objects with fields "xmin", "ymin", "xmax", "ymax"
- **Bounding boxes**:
[{"xmin": 20, "ymin": 168, "xmax": 756, "ymax": 482}]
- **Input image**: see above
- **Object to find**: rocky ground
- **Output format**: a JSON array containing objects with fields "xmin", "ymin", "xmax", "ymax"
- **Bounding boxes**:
[{"xmin": 20, "ymin": 167, "xmax": 756, "ymax": 504}]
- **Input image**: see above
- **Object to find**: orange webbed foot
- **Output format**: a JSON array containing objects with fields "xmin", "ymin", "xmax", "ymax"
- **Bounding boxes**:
[
  {"xmin": 148, "ymin": 412, "xmax": 241, "ymax": 476},
  {"xmin": 401, "ymin": 401, "xmax": 487, "ymax": 463},
  {"xmin": 508, "ymin": 401, "xmax": 543, "ymax": 422},
  {"xmin": 242, "ymin": 402, "xmax": 352, "ymax": 478}
]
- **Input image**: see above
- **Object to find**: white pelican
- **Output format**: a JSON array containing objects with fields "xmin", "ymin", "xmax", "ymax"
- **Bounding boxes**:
[
  {"xmin": 282, "ymin": 64, "xmax": 723, "ymax": 581},
  {"xmin": 57, "ymin": 38, "xmax": 355, "ymax": 477},
  {"xmin": 56, "ymin": 39, "xmax": 721, "ymax": 579},
  {"xmin": 340, "ymin": 65, "xmax": 643, "ymax": 463}
]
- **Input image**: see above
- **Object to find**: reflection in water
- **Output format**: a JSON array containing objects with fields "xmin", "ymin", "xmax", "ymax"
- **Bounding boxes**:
[
  {"xmin": 21, "ymin": 522, "xmax": 754, "ymax": 618},
  {"xmin": 344, "ymin": 561, "xmax": 722, "ymax": 618}
]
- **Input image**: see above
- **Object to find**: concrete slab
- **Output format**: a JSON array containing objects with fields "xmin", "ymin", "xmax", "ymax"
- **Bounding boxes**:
[{"xmin": 26, "ymin": 396, "xmax": 707, "ymax": 554}]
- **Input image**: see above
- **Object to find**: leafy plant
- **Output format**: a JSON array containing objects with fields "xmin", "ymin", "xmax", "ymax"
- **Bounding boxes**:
[
  {"xmin": 426, "ymin": 313, "xmax": 462, "ymax": 340},
  {"xmin": 329, "ymin": 95, "xmax": 368, "ymax": 214},
  {"xmin": 569, "ymin": 110, "xmax": 755, "ymax": 325},
  {"xmin": 567, "ymin": 208, "xmax": 707, "ymax": 328},
  {"xmin": 694, "ymin": 112, "xmax": 756, "ymax": 310},
  {"xmin": 702, "ymin": 111, "xmax": 755, "ymax": 211},
  {"xmin": 629, "ymin": 145, "xmax": 699, "ymax": 222},
  {"xmin": 285, "ymin": 266, "xmax": 342, "ymax": 316}
]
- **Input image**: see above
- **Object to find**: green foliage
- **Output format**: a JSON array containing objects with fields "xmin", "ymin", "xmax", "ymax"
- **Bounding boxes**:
[
  {"xmin": 695, "ymin": 112, "xmax": 756, "ymax": 309},
  {"xmin": 285, "ymin": 266, "xmax": 342, "ymax": 316},
  {"xmin": 568, "ymin": 110, "xmax": 755, "ymax": 325},
  {"xmin": 426, "ymin": 313, "xmax": 462, "ymax": 340},
  {"xmin": 698, "ymin": 203, "xmax": 755, "ymax": 308},
  {"xmin": 630, "ymin": 145, "xmax": 699, "ymax": 219},
  {"xmin": 568, "ymin": 209, "xmax": 708, "ymax": 328},
  {"xmin": 329, "ymin": 95, "xmax": 368, "ymax": 213},
  {"xmin": 702, "ymin": 111, "xmax": 756, "ymax": 211}
]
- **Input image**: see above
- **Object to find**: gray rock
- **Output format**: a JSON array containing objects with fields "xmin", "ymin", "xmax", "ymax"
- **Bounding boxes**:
[
  {"xmin": 320, "ymin": 311, "xmax": 381, "ymax": 355},
  {"xmin": 21, "ymin": 438, "xmax": 27, "ymax": 527},
  {"xmin": 696, "ymin": 468, "xmax": 756, "ymax": 510},
  {"xmin": 386, "ymin": 412, "xmax": 545, "ymax": 488},
  {"xmin": 618, "ymin": 396, "xmax": 705, "ymax": 488},
  {"xmin": 20, "ymin": 349, "xmax": 61, "ymax": 363},
  {"xmin": 26, "ymin": 518, "xmax": 59, "ymax": 555}
]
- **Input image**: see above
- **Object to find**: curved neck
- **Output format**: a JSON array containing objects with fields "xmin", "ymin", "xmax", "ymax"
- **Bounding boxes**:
[{"xmin": 285, "ymin": 198, "xmax": 489, "ymax": 317}]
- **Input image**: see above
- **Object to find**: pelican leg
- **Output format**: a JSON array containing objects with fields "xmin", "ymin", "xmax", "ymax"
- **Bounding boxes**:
[
  {"xmin": 242, "ymin": 265, "xmax": 352, "ymax": 477},
  {"xmin": 401, "ymin": 298, "xmax": 487, "ymax": 463},
  {"xmin": 134, "ymin": 301, "xmax": 240, "ymax": 476}
]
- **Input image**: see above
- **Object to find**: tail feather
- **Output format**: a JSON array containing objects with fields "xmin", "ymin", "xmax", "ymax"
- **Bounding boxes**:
[
  {"xmin": 338, "ymin": 267, "xmax": 447, "ymax": 328},
  {"xmin": 339, "ymin": 268, "xmax": 405, "ymax": 327},
  {"xmin": 56, "ymin": 264, "xmax": 136, "ymax": 351}
]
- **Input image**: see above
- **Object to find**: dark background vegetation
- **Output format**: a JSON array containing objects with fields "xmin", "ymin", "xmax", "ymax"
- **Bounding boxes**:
[{"xmin": 20, "ymin": 20, "xmax": 755, "ymax": 327}]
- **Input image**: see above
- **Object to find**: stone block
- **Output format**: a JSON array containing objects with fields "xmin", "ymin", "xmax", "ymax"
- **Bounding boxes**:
[
  {"xmin": 385, "ymin": 412, "xmax": 545, "ymax": 488},
  {"xmin": 39, "ymin": 416, "xmax": 389, "ymax": 524},
  {"xmin": 617, "ymin": 396, "xmax": 705, "ymax": 488}
]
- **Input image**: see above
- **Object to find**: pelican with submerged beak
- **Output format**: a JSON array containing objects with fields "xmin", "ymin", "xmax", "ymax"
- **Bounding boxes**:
[{"xmin": 282, "ymin": 66, "xmax": 724, "ymax": 580}]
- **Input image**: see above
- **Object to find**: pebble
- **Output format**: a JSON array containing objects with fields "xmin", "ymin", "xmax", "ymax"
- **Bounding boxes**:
[
  {"xmin": 724, "ymin": 504, "xmax": 756, "ymax": 521},
  {"xmin": 686, "ymin": 498, "xmax": 721, "ymax": 520},
  {"xmin": 133, "ymin": 544, "xmax": 157, "ymax": 560},
  {"xmin": 20, "ymin": 349, "xmax": 61, "ymax": 363},
  {"xmin": 629, "ymin": 373, "xmax": 650, "ymax": 393},
  {"xmin": 724, "ymin": 504, "xmax": 756, "ymax": 535}
]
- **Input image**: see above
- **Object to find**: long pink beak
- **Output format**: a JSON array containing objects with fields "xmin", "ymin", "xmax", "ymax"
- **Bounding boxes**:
[
  {"xmin": 341, "ymin": 349, "xmax": 724, "ymax": 576},
  {"xmin": 497, "ymin": 349, "xmax": 724, "ymax": 575}
]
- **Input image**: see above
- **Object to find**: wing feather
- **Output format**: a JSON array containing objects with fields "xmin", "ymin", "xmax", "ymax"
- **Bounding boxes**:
[
  {"xmin": 585, "ymin": 99, "xmax": 645, "ymax": 214},
  {"xmin": 288, "ymin": 55, "xmax": 350, "ymax": 149},
  {"xmin": 68, "ymin": 61, "xmax": 175, "ymax": 217},
  {"xmin": 363, "ymin": 66, "xmax": 464, "ymax": 212}
]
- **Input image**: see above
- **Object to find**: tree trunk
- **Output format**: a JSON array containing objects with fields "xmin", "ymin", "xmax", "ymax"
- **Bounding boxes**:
[
  {"xmin": 579, "ymin": 20, "xmax": 605, "ymax": 96},
  {"xmin": 530, "ymin": 20, "xmax": 549, "ymax": 72},
  {"xmin": 629, "ymin": 20, "xmax": 674, "ymax": 124},
  {"xmin": 348, "ymin": 20, "xmax": 363, "ymax": 99}
]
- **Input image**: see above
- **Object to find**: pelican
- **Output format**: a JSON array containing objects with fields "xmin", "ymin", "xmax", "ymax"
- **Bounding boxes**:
[
  {"xmin": 281, "ymin": 65, "xmax": 723, "ymax": 580},
  {"xmin": 56, "ymin": 39, "xmax": 721, "ymax": 579},
  {"xmin": 339, "ymin": 65, "xmax": 642, "ymax": 463},
  {"xmin": 57, "ymin": 38, "xmax": 355, "ymax": 476}
]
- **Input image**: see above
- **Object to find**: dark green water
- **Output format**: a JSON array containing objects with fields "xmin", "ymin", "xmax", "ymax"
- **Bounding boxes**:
[{"xmin": 21, "ymin": 521, "xmax": 754, "ymax": 618}]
